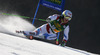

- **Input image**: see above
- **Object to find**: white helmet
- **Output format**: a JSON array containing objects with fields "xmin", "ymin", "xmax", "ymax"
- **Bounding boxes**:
[{"xmin": 62, "ymin": 10, "xmax": 72, "ymax": 21}]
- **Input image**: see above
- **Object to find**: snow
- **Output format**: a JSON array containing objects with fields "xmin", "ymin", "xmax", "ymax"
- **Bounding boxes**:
[
  {"xmin": 0, "ymin": 33, "xmax": 96, "ymax": 55},
  {"xmin": 0, "ymin": 15, "xmax": 97, "ymax": 55},
  {"xmin": 0, "ymin": 14, "xmax": 35, "ymax": 34}
]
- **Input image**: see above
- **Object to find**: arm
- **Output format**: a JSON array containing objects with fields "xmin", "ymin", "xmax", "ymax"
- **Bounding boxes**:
[
  {"xmin": 61, "ymin": 25, "xmax": 69, "ymax": 46},
  {"xmin": 46, "ymin": 14, "xmax": 60, "ymax": 22}
]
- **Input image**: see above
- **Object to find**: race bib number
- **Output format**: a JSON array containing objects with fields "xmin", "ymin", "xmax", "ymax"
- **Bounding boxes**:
[{"xmin": 50, "ymin": 20, "xmax": 63, "ymax": 32}]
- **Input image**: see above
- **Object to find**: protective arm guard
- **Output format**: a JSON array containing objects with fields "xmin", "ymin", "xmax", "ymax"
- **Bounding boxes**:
[{"xmin": 46, "ymin": 14, "xmax": 59, "ymax": 23}]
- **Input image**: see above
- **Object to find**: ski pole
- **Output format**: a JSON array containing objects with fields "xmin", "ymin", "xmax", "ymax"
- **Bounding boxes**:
[{"xmin": 0, "ymin": 12, "xmax": 46, "ymax": 21}]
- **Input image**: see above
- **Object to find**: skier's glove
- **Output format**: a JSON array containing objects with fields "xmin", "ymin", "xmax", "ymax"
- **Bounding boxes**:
[
  {"xmin": 46, "ymin": 18, "xmax": 51, "ymax": 23},
  {"xmin": 61, "ymin": 39, "xmax": 67, "ymax": 47},
  {"xmin": 56, "ymin": 39, "xmax": 59, "ymax": 45}
]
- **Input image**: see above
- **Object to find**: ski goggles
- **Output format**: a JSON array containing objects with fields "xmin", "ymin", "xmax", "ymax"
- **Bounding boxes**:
[
  {"xmin": 64, "ymin": 16, "xmax": 71, "ymax": 21},
  {"xmin": 62, "ymin": 14, "xmax": 72, "ymax": 21}
]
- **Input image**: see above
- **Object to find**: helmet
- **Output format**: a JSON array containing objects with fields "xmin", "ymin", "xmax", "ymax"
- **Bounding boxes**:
[{"xmin": 62, "ymin": 10, "xmax": 72, "ymax": 21}]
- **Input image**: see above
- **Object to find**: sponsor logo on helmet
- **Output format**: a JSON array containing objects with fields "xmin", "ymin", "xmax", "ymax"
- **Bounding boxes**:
[{"xmin": 67, "ymin": 12, "xmax": 72, "ymax": 17}]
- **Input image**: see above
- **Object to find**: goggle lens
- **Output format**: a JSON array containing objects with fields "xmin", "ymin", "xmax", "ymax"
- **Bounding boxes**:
[{"xmin": 65, "ymin": 17, "xmax": 71, "ymax": 20}]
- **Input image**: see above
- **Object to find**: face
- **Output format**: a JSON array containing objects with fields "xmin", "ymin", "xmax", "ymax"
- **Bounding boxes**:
[{"xmin": 63, "ymin": 17, "xmax": 70, "ymax": 23}]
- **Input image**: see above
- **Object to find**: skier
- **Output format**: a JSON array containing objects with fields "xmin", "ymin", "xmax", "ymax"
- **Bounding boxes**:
[{"xmin": 16, "ymin": 10, "xmax": 72, "ymax": 47}]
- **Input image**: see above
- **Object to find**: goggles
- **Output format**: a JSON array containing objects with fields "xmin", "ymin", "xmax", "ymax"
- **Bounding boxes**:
[
  {"xmin": 62, "ymin": 14, "xmax": 72, "ymax": 21},
  {"xmin": 64, "ymin": 16, "xmax": 71, "ymax": 21}
]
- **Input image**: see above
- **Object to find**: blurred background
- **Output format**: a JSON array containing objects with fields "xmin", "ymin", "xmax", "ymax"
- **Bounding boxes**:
[{"xmin": 0, "ymin": 0, "xmax": 100, "ymax": 54}]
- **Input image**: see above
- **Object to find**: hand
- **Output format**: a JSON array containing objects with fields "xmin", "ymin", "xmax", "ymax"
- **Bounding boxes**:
[
  {"xmin": 46, "ymin": 18, "xmax": 51, "ymax": 22},
  {"xmin": 56, "ymin": 39, "xmax": 59, "ymax": 45},
  {"xmin": 56, "ymin": 41, "xmax": 59, "ymax": 45},
  {"xmin": 61, "ymin": 40, "xmax": 67, "ymax": 47},
  {"xmin": 61, "ymin": 42, "xmax": 66, "ymax": 47}
]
